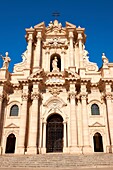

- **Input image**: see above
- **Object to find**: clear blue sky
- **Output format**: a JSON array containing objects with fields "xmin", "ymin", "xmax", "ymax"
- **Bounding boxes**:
[{"xmin": 0, "ymin": 0, "xmax": 113, "ymax": 72}]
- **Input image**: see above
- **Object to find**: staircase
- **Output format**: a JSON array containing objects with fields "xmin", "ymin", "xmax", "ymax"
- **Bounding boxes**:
[{"xmin": 0, "ymin": 153, "xmax": 113, "ymax": 169}]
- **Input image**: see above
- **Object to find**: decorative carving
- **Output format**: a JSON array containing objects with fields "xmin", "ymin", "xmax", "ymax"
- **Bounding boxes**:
[
  {"xmin": 22, "ymin": 93, "xmax": 28, "ymax": 101},
  {"xmin": 1, "ymin": 52, "xmax": 11, "ymax": 69},
  {"xmin": 69, "ymin": 92, "xmax": 76, "ymax": 99},
  {"xmin": 0, "ymin": 93, "xmax": 4, "ymax": 101},
  {"xmin": 80, "ymin": 92, "xmax": 88, "ymax": 100},
  {"xmin": 105, "ymin": 92, "xmax": 112, "ymax": 100},
  {"xmin": 43, "ymin": 37, "xmax": 68, "ymax": 49},
  {"xmin": 31, "ymin": 92, "xmax": 39, "ymax": 100},
  {"xmin": 48, "ymin": 86, "xmax": 62, "ymax": 96}
]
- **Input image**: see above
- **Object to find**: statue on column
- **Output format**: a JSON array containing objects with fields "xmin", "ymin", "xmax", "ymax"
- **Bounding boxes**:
[
  {"xmin": 1, "ymin": 52, "xmax": 11, "ymax": 69},
  {"xmin": 52, "ymin": 56, "xmax": 59, "ymax": 72}
]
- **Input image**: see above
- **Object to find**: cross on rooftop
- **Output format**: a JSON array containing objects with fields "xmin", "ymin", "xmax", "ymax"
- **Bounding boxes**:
[{"xmin": 52, "ymin": 12, "xmax": 60, "ymax": 19}]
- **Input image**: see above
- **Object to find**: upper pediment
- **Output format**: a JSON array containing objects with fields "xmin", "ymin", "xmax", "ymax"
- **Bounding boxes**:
[{"xmin": 46, "ymin": 20, "xmax": 66, "ymax": 36}]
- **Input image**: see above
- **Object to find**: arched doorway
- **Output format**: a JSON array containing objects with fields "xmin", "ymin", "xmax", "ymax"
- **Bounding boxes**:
[
  {"xmin": 46, "ymin": 114, "xmax": 63, "ymax": 153},
  {"xmin": 5, "ymin": 134, "xmax": 16, "ymax": 153},
  {"xmin": 93, "ymin": 132, "xmax": 103, "ymax": 152}
]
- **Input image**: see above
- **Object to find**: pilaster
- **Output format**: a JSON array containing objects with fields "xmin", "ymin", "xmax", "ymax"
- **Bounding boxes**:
[
  {"xmin": 105, "ymin": 82, "xmax": 113, "ymax": 152},
  {"xmin": 33, "ymin": 31, "xmax": 42, "ymax": 72},
  {"xmin": 80, "ymin": 81, "xmax": 91, "ymax": 153},
  {"xmin": 68, "ymin": 83, "xmax": 79, "ymax": 152},
  {"xmin": 27, "ymin": 82, "xmax": 40, "ymax": 154},
  {"xmin": 69, "ymin": 31, "xmax": 74, "ymax": 67},
  {"xmin": 17, "ymin": 84, "xmax": 29, "ymax": 154},
  {"xmin": 78, "ymin": 33, "xmax": 83, "ymax": 68}
]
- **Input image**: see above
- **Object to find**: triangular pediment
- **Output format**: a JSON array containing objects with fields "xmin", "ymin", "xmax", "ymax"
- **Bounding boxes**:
[
  {"xmin": 4, "ymin": 123, "xmax": 19, "ymax": 128},
  {"xmin": 89, "ymin": 122, "xmax": 105, "ymax": 127}
]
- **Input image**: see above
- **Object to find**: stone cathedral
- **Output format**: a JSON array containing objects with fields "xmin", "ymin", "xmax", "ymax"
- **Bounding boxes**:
[{"xmin": 0, "ymin": 20, "xmax": 113, "ymax": 155}]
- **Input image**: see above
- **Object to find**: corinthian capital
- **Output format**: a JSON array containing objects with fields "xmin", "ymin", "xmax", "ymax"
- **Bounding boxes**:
[
  {"xmin": 0, "ymin": 93, "xmax": 4, "ymax": 101},
  {"xmin": 80, "ymin": 92, "xmax": 88, "ymax": 100},
  {"xmin": 31, "ymin": 92, "xmax": 39, "ymax": 100},
  {"xmin": 68, "ymin": 91, "xmax": 77, "ymax": 99},
  {"xmin": 105, "ymin": 92, "xmax": 112, "ymax": 100},
  {"xmin": 22, "ymin": 93, "xmax": 29, "ymax": 101}
]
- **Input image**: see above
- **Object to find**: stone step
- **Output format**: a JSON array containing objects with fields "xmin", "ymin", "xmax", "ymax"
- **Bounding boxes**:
[{"xmin": 0, "ymin": 154, "xmax": 113, "ymax": 168}]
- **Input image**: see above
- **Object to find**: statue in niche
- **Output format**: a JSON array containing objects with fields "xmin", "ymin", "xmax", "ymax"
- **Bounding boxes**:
[
  {"xmin": 52, "ymin": 56, "xmax": 59, "ymax": 72},
  {"xmin": 1, "ymin": 52, "xmax": 11, "ymax": 69}
]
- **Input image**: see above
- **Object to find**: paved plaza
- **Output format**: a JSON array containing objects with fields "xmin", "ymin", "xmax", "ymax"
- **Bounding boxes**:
[{"xmin": 0, "ymin": 168, "xmax": 113, "ymax": 170}]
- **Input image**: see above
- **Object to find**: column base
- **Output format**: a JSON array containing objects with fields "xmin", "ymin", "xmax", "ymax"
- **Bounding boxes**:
[
  {"xmin": 40, "ymin": 147, "xmax": 46, "ymax": 154},
  {"xmin": 82, "ymin": 146, "xmax": 92, "ymax": 154},
  {"xmin": 0, "ymin": 146, "xmax": 2, "ymax": 155},
  {"xmin": 17, "ymin": 146, "xmax": 25, "ymax": 154},
  {"xmin": 63, "ymin": 147, "xmax": 69, "ymax": 153},
  {"xmin": 106, "ymin": 145, "xmax": 113, "ymax": 153},
  {"xmin": 27, "ymin": 146, "xmax": 38, "ymax": 154},
  {"xmin": 69, "ymin": 146, "xmax": 81, "ymax": 153}
]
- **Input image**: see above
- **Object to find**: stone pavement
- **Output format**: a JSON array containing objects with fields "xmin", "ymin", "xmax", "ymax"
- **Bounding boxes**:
[{"xmin": 0, "ymin": 168, "xmax": 113, "ymax": 170}]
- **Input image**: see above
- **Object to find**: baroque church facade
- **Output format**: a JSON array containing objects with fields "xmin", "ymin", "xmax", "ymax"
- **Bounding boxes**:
[{"xmin": 0, "ymin": 20, "xmax": 113, "ymax": 155}]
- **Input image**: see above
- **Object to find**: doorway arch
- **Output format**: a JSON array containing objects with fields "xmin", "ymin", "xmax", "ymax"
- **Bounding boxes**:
[
  {"xmin": 46, "ymin": 114, "xmax": 63, "ymax": 153},
  {"xmin": 5, "ymin": 133, "xmax": 16, "ymax": 153},
  {"xmin": 93, "ymin": 132, "xmax": 103, "ymax": 152}
]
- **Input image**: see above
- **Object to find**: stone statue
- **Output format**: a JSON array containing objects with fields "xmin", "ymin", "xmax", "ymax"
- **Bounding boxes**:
[
  {"xmin": 1, "ymin": 52, "xmax": 11, "ymax": 69},
  {"xmin": 102, "ymin": 53, "xmax": 109, "ymax": 64},
  {"xmin": 52, "ymin": 56, "xmax": 59, "ymax": 72}
]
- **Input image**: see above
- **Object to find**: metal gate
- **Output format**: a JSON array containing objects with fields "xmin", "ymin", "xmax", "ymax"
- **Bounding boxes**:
[{"xmin": 46, "ymin": 114, "xmax": 63, "ymax": 153}]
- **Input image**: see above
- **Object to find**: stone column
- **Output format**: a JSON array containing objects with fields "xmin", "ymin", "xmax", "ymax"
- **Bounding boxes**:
[
  {"xmin": 105, "ymin": 82, "xmax": 113, "ymax": 152},
  {"xmin": 69, "ymin": 83, "xmax": 78, "ymax": 152},
  {"xmin": 26, "ymin": 32, "xmax": 34, "ymax": 76},
  {"xmin": 27, "ymin": 83, "xmax": 39, "ymax": 154},
  {"xmin": 69, "ymin": 31, "xmax": 74, "ymax": 67},
  {"xmin": 33, "ymin": 31, "xmax": 42, "ymax": 72},
  {"xmin": 41, "ymin": 121, "xmax": 46, "ymax": 154},
  {"xmin": 61, "ymin": 47, "xmax": 65, "ymax": 71},
  {"xmin": 0, "ymin": 90, "xmax": 4, "ymax": 154},
  {"xmin": 77, "ymin": 96, "xmax": 83, "ymax": 153},
  {"xmin": 45, "ymin": 48, "xmax": 50, "ymax": 71},
  {"xmin": 17, "ymin": 84, "xmax": 29, "ymax": 154},
  {"xmin": 80, "ymin": 82, "xmax": 91, "ymax": 153},
  {"xmin": 63, "ymin": 121, "xmax": 67, "ymax": 148},
  {"xmin": 78, "ymin": 33, "xmax": 83, "ymax": 68}
]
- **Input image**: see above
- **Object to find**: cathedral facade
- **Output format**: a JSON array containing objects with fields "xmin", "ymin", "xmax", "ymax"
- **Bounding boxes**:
[{"xmin": 0, "ymin": 20, "xmax": 113, "ymax": 155}]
